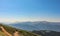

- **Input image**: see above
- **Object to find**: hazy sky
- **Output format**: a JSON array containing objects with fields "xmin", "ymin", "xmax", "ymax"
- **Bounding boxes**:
[{"xmin": 0, "ymin": 0, "xmax": 60, "ymax": 23}]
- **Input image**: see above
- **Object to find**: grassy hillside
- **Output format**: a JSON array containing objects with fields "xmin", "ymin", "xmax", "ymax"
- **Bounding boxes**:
[
  {"xmin": 0, "ymin": 24, "xmax": 41, "ymax": 36},
  {"xmin": 0, "ymin": 31, "xmax": 6, "ymax": 36}
]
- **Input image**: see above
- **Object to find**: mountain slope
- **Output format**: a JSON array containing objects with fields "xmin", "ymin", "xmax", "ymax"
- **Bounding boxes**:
[{"xmin": 0, "ymin": 24, "xmax": 40, "ymax": 36}]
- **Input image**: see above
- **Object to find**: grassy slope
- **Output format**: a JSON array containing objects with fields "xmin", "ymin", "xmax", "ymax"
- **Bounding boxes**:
[
  {"xmin": 0, "ymin": 31, "xmax": 6, "ymax": 36},
  {"xmin": 0, "ymin": 24, "xmax": 41, "ymax": 36}
]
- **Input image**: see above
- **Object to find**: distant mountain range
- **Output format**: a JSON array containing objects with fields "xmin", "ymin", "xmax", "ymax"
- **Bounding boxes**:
[{"xmin": 10, "ymin": 21, "xmax": 60, "ymax": 32}]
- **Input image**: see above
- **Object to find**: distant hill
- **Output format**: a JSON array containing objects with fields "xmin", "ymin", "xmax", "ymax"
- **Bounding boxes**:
[
  {"xmin": 0, "ymin": 24, "xmax": 40, "ymax": 36},
  {"xmin": 10, "ymin": 21, "xmax": 60, "ymax": 32},
  {"xmin": 32, "ymin": 30, "xmax": 60, "ymax": 36}
]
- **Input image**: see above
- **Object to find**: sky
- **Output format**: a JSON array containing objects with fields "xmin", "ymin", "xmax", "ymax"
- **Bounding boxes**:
[{"xmin": 0, "ymin": 0, "xmax": 60, "ymax": 23}]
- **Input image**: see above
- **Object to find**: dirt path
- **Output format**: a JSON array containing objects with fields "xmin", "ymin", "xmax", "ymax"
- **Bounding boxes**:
[
  {"xmin": 13, "ymin": 31, "xmax": 20, "ymax": 36},
  {"xmin": 0, "ymin": 26, "xmax": 12, "ymax": 36},
  {"xmin": 0, "ymin": 26, "xmax": 20, "ymax": 36}
]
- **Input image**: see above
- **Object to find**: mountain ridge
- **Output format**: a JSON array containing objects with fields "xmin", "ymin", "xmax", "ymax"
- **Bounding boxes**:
[{"xmin": 10, "ymin": 21, "xmax": 60, "ymax": 32}]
